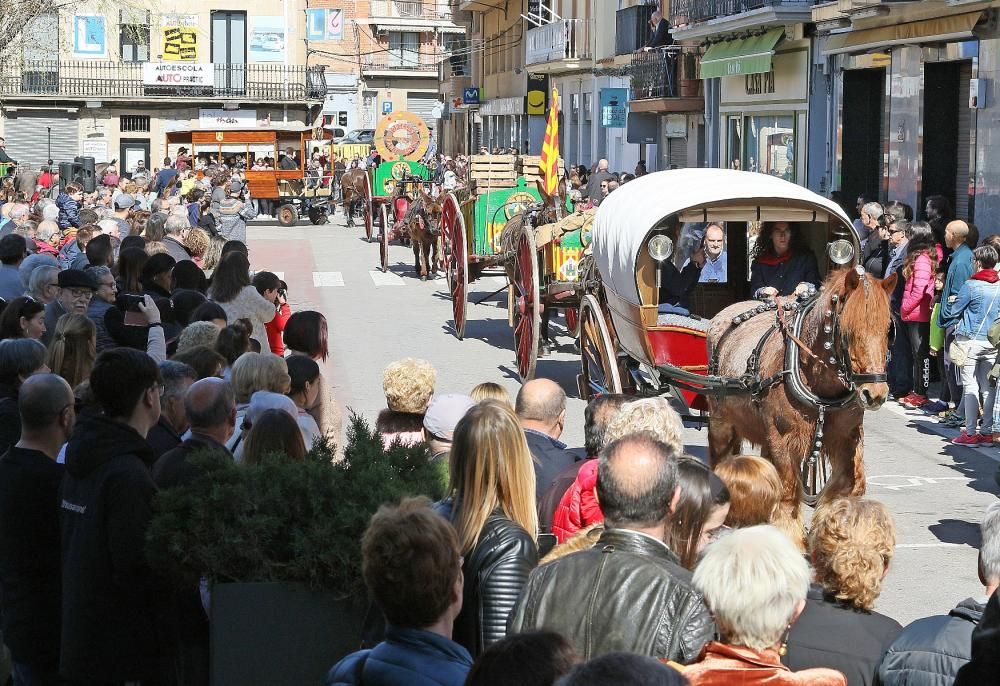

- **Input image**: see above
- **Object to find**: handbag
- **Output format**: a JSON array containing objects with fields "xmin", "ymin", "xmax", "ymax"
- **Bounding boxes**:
[{"xmin": 949, "ymin": 285, "xmax": 1000, "ymax": 366}]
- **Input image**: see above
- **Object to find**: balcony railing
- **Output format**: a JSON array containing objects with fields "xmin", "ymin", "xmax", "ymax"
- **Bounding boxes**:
[
  {"xmin": 525, "ymin": 19, "xmax": 592, "ymax": 65},
  {"xmin": 670, "ymin": 0, "xmax": 811, "ymax": 26},
  {"xmin": 630, "ymin": 47, "xmax": 702, "ymax": 100},
  {"xmin": 370, "ymin": 0, "xmax": 451, "ymax": 19},
  {"xmin": 616, "ymin": 5, "xmax": 656, "ymax": 55},
  {"xmin": 362, "ymin": 52, "xmax": 439, "ymax": 71},
  {"xmin": 0, "ymin": 61, "xmax": 326, "ymax": 100}
]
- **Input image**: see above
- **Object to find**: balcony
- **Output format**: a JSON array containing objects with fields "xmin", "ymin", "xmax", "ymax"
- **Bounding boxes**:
[
  {"xmin": 525, "ymin": 19, "xmax": 593, "ymax": 67},
  {"xmin": 670, "ymin": 0, "xmax": 813, "ymax": 40},
  {"xmin": 0, "ymin": 61, "xmax": 326, "ymax": 101},
  {"xmin": 361, "ymin": 51, "xmax": 439, "ymax": 75},
  {"xmin": 616, "ymin": 5, "xmax": 656, "ymax": 56},
  {"xmin": 813, "ymin": 0, "xmax": 922, "ymax": 25},
  {"xmin": 628, "ymin": 47, "xmax": 705, "ymax": 112},
  {"xmin": 369, "ymin": 0, "xmax": 463, "ymax": 33}
]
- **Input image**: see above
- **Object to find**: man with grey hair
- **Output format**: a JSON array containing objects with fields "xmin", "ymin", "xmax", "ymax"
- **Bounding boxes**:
[
  {"xmin": 96, "ymin": 218, "xmax": 121, "ymax": 241},
  {"xmin": 1, "ymin": 204, "xmax": 29, "ymax": 238},
  {"xmin": 585, "ymin": 159, "xmax": 614, "ymax": 205},
  {"xmin": 515, "ymin": 377, "xmax": 581, "ymax": 502},
  {"xmin": 153, "ymin": 377, "xmax": 236, "ymax": 488},
  {"xmin": 510, "ymin": 433, "xmax": 713, "ymax": 662},
  {"xmin": 86, "ymin": 266, "xmax": 118, "ymax": 351},
  {"xmin": 162, "ymin": 212, "xmax": 193, "ymax": 263},
  {"xmin": 878, "ymin": 501, "xmax": 1000, "ymax": 685},
  {"xmin": 25, "ymin": 263, "xmax": 59, "ymax": 304},
  {"xmin": 146, "ymin": 361, "xmax": 198, "ymax": 458}
]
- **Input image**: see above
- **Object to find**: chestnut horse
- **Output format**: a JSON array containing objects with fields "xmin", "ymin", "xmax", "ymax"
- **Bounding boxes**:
[
  {"xmin": 340, "ymin": 168, "xmax": 368, "ymax": 227},
  {"xmin": 706, "ymin": 267, "xmax": 897, "ymax": 534},
  {"xmin": 405, "ymin": 191, "xmax": 444, "ymax": 280}
]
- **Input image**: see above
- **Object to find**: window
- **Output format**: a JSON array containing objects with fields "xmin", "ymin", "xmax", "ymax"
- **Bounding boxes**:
[
  {"xmin": 22, "ymin": 12, "xmax": 59, "ymax": 93},
  {"xmin": 119, "ymin": 10, "xmax": 150, "ymax": 62},
  {"xmin": 120, "ymin": 115, "xmax": 150, "ymax": 132},
  {"xmin": 742, "ymin": 114, "xmax": 795, "ymax": 182},
  {"xmin": 388, "ymin": 31, "xmax": 419, "ymax": 68}
]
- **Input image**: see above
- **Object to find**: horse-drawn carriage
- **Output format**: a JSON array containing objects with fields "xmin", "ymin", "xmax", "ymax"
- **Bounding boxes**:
[{"xmin": 581, "ymin": 169, "xmax": 895, "ymax": 515}]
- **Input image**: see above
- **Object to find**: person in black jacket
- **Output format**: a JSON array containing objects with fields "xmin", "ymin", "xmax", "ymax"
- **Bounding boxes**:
[
  {"xmin": 0, "ymin": 374, "xmax": 75, "ymax": 685},
  {"xmin": 749, "ymin": 221, "xmax": 821, "ymax": 299},
  {"xmin": 59, "ymin": 348, "xmax": 164, "ymax": 683},
  {"xmin": 954, "ymin": 588, "xmax": 1000, "ymax": 686},
  {"xmin": 438, "ymin": 400, "xmax": 538, "ymax": 657},
  {"xmin": 146, "ymin": 361, "xmax": 196, "ymax": 459},
  {"xmin": 783, "ymin": 497, "xmax": 902, "ymax": 686},
  {"xmin": 0, "ymin": 338, "xmax": 50, "ymax": 455},
  {"xmin": 515, "ymin": 379, "xmax": 583, "ymax": 504},
  {"xmin": 877, "ymin": 500, "xmax": 1000, "ymax": 685}
]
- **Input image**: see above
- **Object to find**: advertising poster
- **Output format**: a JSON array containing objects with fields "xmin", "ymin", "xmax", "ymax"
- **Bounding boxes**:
[
  {"xmin": 249, "ymin": 16, "xmax": 286, "ymax": 63},
  {"xmin": 526, "ymin": 73, "xmax": 549, "ymax": 115},
  {"xmin": 306, "ymin": 9, "xmax": 326, "ymax": 41},
  {"xmin": 162, "ymin": 14, "xmax": 199, "ymax": 61},
  {"xmin": 600, "ymin": 88, "xmax": 628, "ymax": 128},
  {"xmin": 73, "ymin": 15, "xmax": 107, "ymax": 58},
  {"xmin": 325, "ymin": 9, "xmax": 343, "ymax": 41}
]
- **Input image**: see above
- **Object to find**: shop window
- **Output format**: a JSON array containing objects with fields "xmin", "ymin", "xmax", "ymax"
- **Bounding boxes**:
[{"xmin": 743, "ymin": 114, "xmax": 795, "ymax": 182}]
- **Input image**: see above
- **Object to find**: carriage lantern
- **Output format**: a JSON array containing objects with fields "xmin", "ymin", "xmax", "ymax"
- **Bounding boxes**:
[
  {"xmin": 827, "ymin": 239, "xmax": 855, "ymax": 265},
  {"xmin": 648, "ymin": 233, "xmax": 674, "ymax": 292}
]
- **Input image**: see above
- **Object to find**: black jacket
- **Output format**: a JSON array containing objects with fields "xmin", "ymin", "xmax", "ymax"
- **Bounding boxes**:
[
  {"xmin": 750, "ymin": 251, "xmax": 821, "ymax": 298},
  {"xmin": 659, "ymin": 260, "xmax": 702, "ymax": 311},
  {"xmin": 0, "ymin": 447, "xmax": 64, "ymax": 668},
  {"xmin": 784, "ymin": 584, "xmax": 902, "ymax": 686},
  {"xmin": 863, "ymin": 237, "xmax": 890, "ymax": 279},
  {"xmin": 877, "ymin": 596, "xmax": 984, "ymax": 686},
  {"xmin": 954, "ymin": 589, "xmax": 1000, "ymax": 686},
  {"xmin": 147, "ymin": 416, "xmax": 183, "ymax": 460},
  {"xmin": 59, "ymin": 415, "xmax": 163, "ymax": 682},
  {"xmin": 437, "ymin": 501, "xmax": 537, "ymax": 657},
  {"xmin": 509, "ymin": 528, "xmax": 714, "ymax": 663},
  {"xmin": 524, "ymin": 430, "xmax": 581, "ymax": 505},
  {"xmin": 0, "ymin": 383, "xmax": 20, "ymax": 456},
  {"xmin": 153, "ymin": 433, "xmax": 230, "ymax": 489}
]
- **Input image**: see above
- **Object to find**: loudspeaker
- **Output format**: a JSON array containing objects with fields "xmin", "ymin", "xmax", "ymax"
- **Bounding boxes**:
[
  {"xmin": 58, "ymin": 162, "xmax": 75, "ymax": 190},
  {"xmin": 74, "ymin": 156, "xmax": 96, "ymax": 192}
]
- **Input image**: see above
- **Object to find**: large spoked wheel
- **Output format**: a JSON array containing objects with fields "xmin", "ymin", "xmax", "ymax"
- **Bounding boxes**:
[
  {"xmin": 443, "ymin": 193, "xmax": 468, "ymax": 340},
  {"xmin": 512, "ymin": 225, "xmax": 540, "ymax": 381},
  {"xmin": 277, "ymin": 204, "xmax": 297, "ymax": 227},
  {"xmin": 578, "ymin": 294, "xmax": 622, "ymax": 400},
  {"xmin": 363, "ymin": 174, "xmax": 374, "ymax": 241},
  {"xmin": 800, "ymin": 444, "xmax": 832, "ymax": 508},
  {"xmin": 564, "ymin": 307, "xmax": 580, "ymax": 338},
  {"xmin": 379, "ymin": 205, "xmax": 390, "ymax": 273}
]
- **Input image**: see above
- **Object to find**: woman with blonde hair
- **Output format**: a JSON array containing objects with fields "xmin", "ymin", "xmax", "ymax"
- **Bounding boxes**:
[
  {"xmin": 184, "ymin": 227, "xmax": 211, "ymax": 268},
  {"xmin": 46, "ymin": 314, "xmax": 96, "ymax": 389},
  {"xmin": 784, "ymin": 497, "xmax": 901, "ymax": 685},
  {"xmin": 227, "ymin": 352, "xmax": 291, "ymax": 452},
  {"xmin": 438, "ymin": 400, "xmax": 538, "ymax": 657},
  {"xmin": 470, "ymin": 381, "xmax": 512, "ymax": 407},
  {"xmin": 376, "ymin": 358, "xmax": 436, "ymax": 449},
  {"xmin": 714, "ymin": 455, "xmax": 805, "ymax": 549},
  {"xmin": 603, "ymin": 397, "xmax": 684, "ymax": 453}
]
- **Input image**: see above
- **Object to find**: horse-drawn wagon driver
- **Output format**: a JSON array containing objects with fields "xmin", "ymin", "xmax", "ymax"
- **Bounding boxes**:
[{"xmin": 749, "ymin": 221, "xmax": 820, "ymax": 300}]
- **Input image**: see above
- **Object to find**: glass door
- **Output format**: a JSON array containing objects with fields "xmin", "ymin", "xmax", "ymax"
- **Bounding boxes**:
[{"xmin": 212, "ymin": 11, "xmax": 246, "ymax": 95}]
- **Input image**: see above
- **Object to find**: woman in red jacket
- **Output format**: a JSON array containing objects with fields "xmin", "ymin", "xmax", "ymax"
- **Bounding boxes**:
[
  {"xmin": 252, "ymin": 271, "xmax": 291, "ymax": 356},
  {"xmin": 899, "ymin": 221, "xmax": 940, "ymax": 408}
]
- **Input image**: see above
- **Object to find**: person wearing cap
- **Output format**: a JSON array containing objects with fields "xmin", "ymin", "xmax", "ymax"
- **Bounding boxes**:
[
  {"xmin": 111, "ymin": 193, "xmax": 134, "ymax": 237},
  {"xmin": 423, "ymin": 394, "xmax": 476, "ymax": 463},
  {"xmin": 233, "ymin": 390, "xmax": 300, "ymax": 462},
  {"xmin": 0, "ymin": 234, "xmax": 28, "ymax": 301},
  {"xmin": 140, "ymin": 253, "xmax": 177, "ymax": 299},
  {"xmin": 215, "ymin": 180, "xmax": 257, "ymax": 244},
  {"xmin": 41, "ymin": 269, "xmax": 94, "ymax": 347}
]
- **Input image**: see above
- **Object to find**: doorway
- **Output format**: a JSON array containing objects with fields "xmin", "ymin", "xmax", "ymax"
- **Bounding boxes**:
[
  {"xmin": 840, "ymin": 68, "xmax": 884, "ymax": 208},
  {"xmin": 120, "ymin": 139, "xmax": 150, "ymax": 178},
  {"xmin": 922, "ymin": 61, "xmax": 965, "ymax": 216},
  {"xmin": 211, "ymin": 11, "xmax": 246, "ymax": 95}
]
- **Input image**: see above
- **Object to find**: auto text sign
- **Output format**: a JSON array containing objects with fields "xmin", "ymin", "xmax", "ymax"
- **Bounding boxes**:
[
  {"xmin": 142, "ymin": 62, "xmax": 212, "ymax": 87},
  {"xmin": 600, "ymin": 88, "xmax": 628, "ymax": 128}
]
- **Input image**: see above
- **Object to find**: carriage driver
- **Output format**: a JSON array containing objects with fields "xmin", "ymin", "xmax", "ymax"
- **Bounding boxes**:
[{"xmin": 749, "ymin": 221, "xmax": 820, "ymax": 300}]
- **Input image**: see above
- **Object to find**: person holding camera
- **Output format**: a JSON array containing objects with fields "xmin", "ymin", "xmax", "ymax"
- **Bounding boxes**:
[{"xmin": 253, "ymin": 271, "xmax": 291, "ymax": 356}]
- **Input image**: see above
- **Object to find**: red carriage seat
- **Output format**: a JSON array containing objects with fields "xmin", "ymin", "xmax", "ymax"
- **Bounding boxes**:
[{"xmin": 393, "ymin": 197, "xmax": 410, "ymax": 223}]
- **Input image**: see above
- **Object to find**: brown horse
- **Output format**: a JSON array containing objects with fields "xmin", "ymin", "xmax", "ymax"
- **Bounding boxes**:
[
  {"xmin": 340, "ymin": 168, "xmax": 368, "ymax": 227},
  {"xmin": 405, "ymin": 191, "xmax": 444, "ymax": 280},
  {"xmin": 705, "ymin": 267, "xmax": 897, "ymax": 535}
]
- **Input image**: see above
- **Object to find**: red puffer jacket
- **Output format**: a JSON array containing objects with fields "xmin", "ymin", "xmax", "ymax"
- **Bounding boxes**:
[{"xmin": 551, "ymin": 459, "xmax": 604, "ymax": 543}]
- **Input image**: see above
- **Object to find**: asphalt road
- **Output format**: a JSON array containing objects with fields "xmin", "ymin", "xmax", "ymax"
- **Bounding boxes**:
[{"xmin": 249, "ymin": 211, "xmax": 1000, "ymax": 626}]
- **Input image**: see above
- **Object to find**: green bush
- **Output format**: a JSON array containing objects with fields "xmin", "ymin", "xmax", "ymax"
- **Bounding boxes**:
[{"xmin": 146, "ymin": 412, "xmax": 448, "ymax": 597}]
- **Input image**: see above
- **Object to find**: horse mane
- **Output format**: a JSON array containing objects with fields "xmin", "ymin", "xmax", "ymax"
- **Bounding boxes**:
[{"xmin": 811, "ymin": 267, "xmax": 892, "ymax": 339}]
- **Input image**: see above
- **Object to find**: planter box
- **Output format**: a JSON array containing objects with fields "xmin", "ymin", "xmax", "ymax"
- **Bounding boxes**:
[{"xmin": 211, "ymin": 582, "xmax": 367, "ymax": 686}]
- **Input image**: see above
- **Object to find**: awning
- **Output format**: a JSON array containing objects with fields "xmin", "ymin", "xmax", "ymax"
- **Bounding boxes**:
[
  {"xmin": 823, "ymin": 11, "xmax": 981, "ymax": 55},
  {"xmin": 699, "ymin": 28, "xmax": 784, "ymax": 79},
  {"xmin": 372, "ymin": 18, "xmax": 466, "ymax": 34}
]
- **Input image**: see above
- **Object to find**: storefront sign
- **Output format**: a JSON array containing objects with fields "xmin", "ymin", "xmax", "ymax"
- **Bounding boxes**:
[
  {"xmin": 600, "ymin": 88, "xmax": 628, "ymax": 128},
  {"xmin": 527, "ymin": 73, "xmax": 549, "ymax": 115},
  {"xmin": 198, "ymin": 108, "xmax": 258, "ymax": 129},
  {"xmin": 143, "ymin": 62, "xmax": 212, "ymax": 87},
  {"xmin": 462, "ymin": 87, "xmax": 480, "ymax": 105},
  {"xmin": 82, "ymin": 139, "xmax": 108, "ymax": 161},
  {"xmin": 162, "ymin": 15, "xmax": 199, "ymax": 61},
  {"xmin": 721, "ymin": 50, "xmax": 808, "ymax": 107},
  {"xmin": 664, "ymin": 114, "xmax": 687, "ymax": 139},
  {"xmin": 745, "ymin": 71, "xmax": 775, "ymax": 96},
  {"xmin": 480, "ymin": 97, "xmax": 525, "ymax": 117}
]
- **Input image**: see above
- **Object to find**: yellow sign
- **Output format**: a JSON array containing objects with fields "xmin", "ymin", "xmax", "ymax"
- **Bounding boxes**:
[
  {"xmin": 163, "ymin": 24, "xmax": 199, "ymax": 61},
  {"xmin": 374, "ymin": 112, "xmax": 430, "ymax": 162}
]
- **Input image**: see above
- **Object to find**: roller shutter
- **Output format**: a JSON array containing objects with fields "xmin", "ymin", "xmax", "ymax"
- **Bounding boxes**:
[
  {"xmin": 668, "ymin": 136, "xmax": 687, "ymax": 169},
  {"xmin": 406, "ymin": 92, "xmax": 439, "ymax": 134},
  {"xmin": 955, "ymin": 60, "xmax": 972, "ymax": 219},
  {"xmin": 4, "ymin": 112, "xmax": 80, "ymax": 170}
]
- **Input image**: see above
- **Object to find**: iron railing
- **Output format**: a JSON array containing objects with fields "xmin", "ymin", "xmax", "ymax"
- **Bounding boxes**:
[
  {"xmin": 362, "ymin": 51, "xmax": 439, "ymax": 71},
  {"xmin": 630, "ymin": 47, "xmax": 702, "ymax": 100},
  {"xmin": 670, "ymin": 0, "xmax": 811, "ymax": 25},
  {"xmin": 370, "ymin": 0, "xmax": 451, "ymax": 19},
  {"xmin": 0, "ymin": 61, "xmax": 327, "ymax": 100},
  {"xmin": 616, "ymin": 5, "xmax": 656, "ymax": 55},
  {"xmin": 525, "ymin": 19, "xmax": 593, "ymax": 65}
]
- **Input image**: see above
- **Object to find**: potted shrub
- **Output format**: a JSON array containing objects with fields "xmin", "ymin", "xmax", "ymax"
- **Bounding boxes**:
[{"xmin": 147, "ymin": 414, "xmax": 447, "ymax": 686}]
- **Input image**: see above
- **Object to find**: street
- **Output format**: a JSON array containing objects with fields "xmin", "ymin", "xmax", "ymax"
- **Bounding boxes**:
[{"xmin": 251, "ymin": 211, "xmax": 1000, "ymax": 627}]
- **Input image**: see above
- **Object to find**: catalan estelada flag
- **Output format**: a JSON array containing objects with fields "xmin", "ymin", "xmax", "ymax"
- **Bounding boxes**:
[{"xmin": 539, "ymin": 87, "xmax": 560, "ymax": 196}]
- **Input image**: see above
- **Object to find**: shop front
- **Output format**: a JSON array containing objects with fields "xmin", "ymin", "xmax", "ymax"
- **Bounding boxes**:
[{"xmin": 479, "ymin": 96, "xmax": 525, "ymax": 152}]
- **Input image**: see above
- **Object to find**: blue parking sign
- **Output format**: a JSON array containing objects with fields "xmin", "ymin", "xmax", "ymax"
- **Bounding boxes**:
[{"xmin": 382, "ymin": 101, "xmax": 393, "ymax": 114}]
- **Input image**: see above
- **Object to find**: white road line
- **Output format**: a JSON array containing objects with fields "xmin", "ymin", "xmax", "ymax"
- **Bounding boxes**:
[
  {"xmin": 896, "ymin": 543, "xmax": 968, "ymax": 549},
  {"xmin": 312, "ymin": 272, "xmax": 345, "ymax": 287},
  {"xmin": 369, "ymin": 270, "xmax": 404, "ymax": 287}
]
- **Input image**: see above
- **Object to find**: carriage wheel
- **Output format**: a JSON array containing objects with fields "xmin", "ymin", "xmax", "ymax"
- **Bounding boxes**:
[
  {"xmin": 578, "ymin": 294, "xmax": 622, "ymax": 400},
  {"xmin": 308, "ymin": 206, "xmax": 327, "ymax": 225},
  {"xmin": 564, "ymin": 307, "xmax": 580, "ymax": 339},
  {"xmin": 440, "ymin": 194, "xmax": 456, "ymax": 291},
  {"xmin": 800, "ymin": 448, "xmax": 832, "ymax": 507},
  {"xmin": 379, "ymin": 205, "xmax": 390, "ymax": 273},
  {"xmin": 444, "ymin": 193, "xmax": 469, "ymax": 340},
  {"xmin": 277, "ymin": 204, "xmax": 297, "ymax": 227},
  {"xmin": 512, "ymin": 225, "xmax": 540, "ymax": 381},
  {"xmin": 363, "ymin": 174, "xmax": 374, "ymax": 241}
]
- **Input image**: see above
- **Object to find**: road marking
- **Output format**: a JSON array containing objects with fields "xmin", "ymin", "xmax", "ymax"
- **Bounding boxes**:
[
  {"xmin": 369, "ymin": 270, "xmax": 404, "ymax": 287},
  {"xmin": 868, "ymin": 475, "xmax": 968, "ymax": 491},
  {"xmin": 272, "ymin": 272, "xmax": 284, "ymax": 281},
  {"xmin": 896, "ymin": 543, "xmax": 968, "ymax": 549},
  {"xmin": 312, "ymin": 272, "xmax": 345, "ymax": 287}
]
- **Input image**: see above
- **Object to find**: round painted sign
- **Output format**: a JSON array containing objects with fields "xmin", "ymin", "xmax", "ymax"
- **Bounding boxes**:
[{"xmin": 374, "ymin": 112, "xmax": 430, "ymax": 162}]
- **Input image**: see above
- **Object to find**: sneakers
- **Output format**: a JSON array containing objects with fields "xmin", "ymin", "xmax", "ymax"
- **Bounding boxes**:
[
  {"xmin": 923, "ymin": 400, "xmax": 949, "ymax": 414},
  {"xmin": 953, "ymin": 431, "xmax": 981, "ymax": 445},
  {"xmin": 900, "ymin": 394, "xmax": 930, "ymax": 409},
  {"xmin": 978, "ymin": 433, "xmax": 995, "ymax": 445}
]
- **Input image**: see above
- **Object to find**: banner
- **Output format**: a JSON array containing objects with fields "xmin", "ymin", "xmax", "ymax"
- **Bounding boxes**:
[
  {"xmin": 142, "ymin": 63, "xmax": 212, "ymax": 87},
  {"xmin": 326, "ymin": 9, "xmax": 343, "ymax": 40},
  {"xmin": 526, "ymin": 73, "xmax": 549, "ymax": 115},
  {"xmin": 73, "ymin": 15, "xmax": 107, "ymax": 58},
  {"xmin": 306, "ymin": 9, "xmax": 326, "ymax": 40},
  {"xmin": 600, "ymin": 88, "xmax": 628, "ymax": 128},
  {"xmin": 539, "ymin": 88, "xmax": 560, "ymax": 196},
  {"xmin": 162, "ymin": 15, "xmax": 199, "ymax": 61},
  {"xmin": 249, "ymin": 16, "xmax": 286, "ymax": 63},
  {"xmin": 199, "ymin": 108, "xmax": 258, "ymax": 129}
]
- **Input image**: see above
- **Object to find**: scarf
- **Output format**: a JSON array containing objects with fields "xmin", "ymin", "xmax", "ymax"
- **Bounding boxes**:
[
  {"xmin": 755, "ymin": 251, "xmax": 794, "ymax": 267},
  {"xmin": 971, "ymin": 269, "xmax": 1000, "ymax": 283}
]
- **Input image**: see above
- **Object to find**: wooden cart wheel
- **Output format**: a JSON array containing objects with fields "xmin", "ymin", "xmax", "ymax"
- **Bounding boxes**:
[
  {"xmin": 277, "ymin": 204, "xmax": 297, "ymax": 227},
  {"xmin": 444, "ymin": 193, "xmax": 469, "ymax": 340},
  {"xmin": 512, "ymin": 224, "xmax": 540, "ymax": 381},
  {"xmin": 440, "ymin": 193, "xmax": 456, "ymax": 292},
  {"xmin": 578, "ymin": 294, "xmax": 622, "ymax": 400},
  {"xmin": 564, "ymin": 307, "xmax": 580, "ymax": 338},
  {"xmin": 379, "ymin": 204, "xmax": 390, "ymax": 273},
  {"xmin": 363, "ymin": 174, "xmax": 374, "ymax": 241},
  {"xmin": 800, "ymin": 443, "xmax": 832, "ymax": 508}
]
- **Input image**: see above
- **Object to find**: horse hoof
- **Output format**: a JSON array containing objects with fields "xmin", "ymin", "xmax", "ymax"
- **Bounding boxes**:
[{"xmin": 420, "ymin": 275, "xmax": 427, "ymax": 282}]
